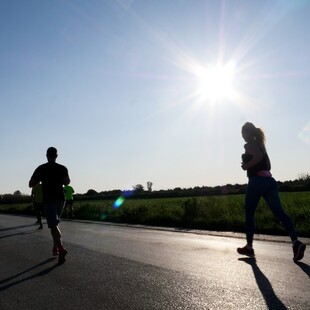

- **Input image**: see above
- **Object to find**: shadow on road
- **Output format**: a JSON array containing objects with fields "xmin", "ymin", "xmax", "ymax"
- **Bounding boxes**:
[
  {"xmin": 295, "ymin": 261, "xmax": 310, "ymax": 278},
  {"xmin": 0, "ymin": 229, "xmax": 40, "ymax": 240},
  {"xmin": 239, "ymin": 257, "xmax": 288, "ymax": 310},
  {"xmin": 0, "ymin": 223, "xmax": 35, "ymax": 232},
  {"xmin": 0, "ymin": 258, "xmax": 58, "ymax": 292}
]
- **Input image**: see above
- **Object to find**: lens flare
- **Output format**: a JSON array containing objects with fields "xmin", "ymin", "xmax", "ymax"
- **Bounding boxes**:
[
  {"xmin": 114, "ymin": 196, "xmax": 125, "ymax": 208},
  {"xmin": 298, "ymin": 123, "xmax": 310, "ymax": 145},
  {"xmin": 113, "ymin": 190, "xmax": 133, "ymax": 208}
]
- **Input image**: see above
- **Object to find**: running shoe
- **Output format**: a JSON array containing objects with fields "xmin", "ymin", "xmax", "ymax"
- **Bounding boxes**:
[
  {"xmin": 293, "ymin": 240, "xmax": 306, "ymax": 262},
  {"xmin": 237, "ymin": 245, "xmax": 255, "ymax": 257},
  {"xmin": 58, "ymin": 248, "xmax": 68, "ymax": 264}
]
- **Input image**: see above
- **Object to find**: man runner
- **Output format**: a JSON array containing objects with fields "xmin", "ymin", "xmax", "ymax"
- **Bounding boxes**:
[{"xmin": 29, "ymin": 147, "xmax": 71, "ymax": 264}]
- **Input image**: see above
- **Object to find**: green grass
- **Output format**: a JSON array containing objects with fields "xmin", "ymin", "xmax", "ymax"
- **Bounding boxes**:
[{"xmin": 1, "ymin": 192, "xmax": 309, "ymax": 237}]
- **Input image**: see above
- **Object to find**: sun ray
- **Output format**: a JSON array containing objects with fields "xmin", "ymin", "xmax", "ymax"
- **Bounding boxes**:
[{"xmin": 109, "ymin": 0, "xmax": 308, "ymax": 120}]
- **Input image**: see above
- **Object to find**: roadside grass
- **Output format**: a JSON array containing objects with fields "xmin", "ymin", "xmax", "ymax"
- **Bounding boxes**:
[{"xmin": 1, "ymin": 192, "xmax": 309, "ymax": 237}]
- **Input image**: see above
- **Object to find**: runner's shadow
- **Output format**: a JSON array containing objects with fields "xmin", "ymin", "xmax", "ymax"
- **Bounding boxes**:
[
  {"xmin": 0, "ymin": 258, "xmax": 58, "ymax": 292},
  {"xmin": 238, "ymin": 258, "xmax": 288, "ymax": 310},
  {"xmin": 295, "ymin": 262, "xmax": 310, "ymax": 278},
  {"xmin": 0, "ymin": 224, "xmax": 34, "ymax": 232},
  {"xmin": 0, "ymin": 229, "xmax": 39, "ymax": 240}
]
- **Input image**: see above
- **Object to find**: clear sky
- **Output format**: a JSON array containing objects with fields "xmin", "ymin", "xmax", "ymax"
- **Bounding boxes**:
[{"xmin": 1, "ymin": 0, "xmax": 309, "ymax": 195}]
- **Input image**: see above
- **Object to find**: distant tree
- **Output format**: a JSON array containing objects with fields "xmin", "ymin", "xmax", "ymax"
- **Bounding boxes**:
[
  {"xmin": 147, "ymin": 181, "xmax": 153, "ymax": 192},
  {"xmin": 108, "ymin": 189, "xmax": 122, "ymax": 195},
  {"xmin": 13, "ymin": 190, "xmax": 22, "ymax": 196},
  {"xmin": 86, "ymin": 189, "xmax": 98, "ymax": 196},
  {"xmin": 173, "ymin": 187, "xmax": 182, "ymax": 192},
  {"xmin": 133, "ymin": 184, "xmax": 144, "ymax": 192},
  {"xmin": 298, "ymin": 173, "xmax": 310, "ymax": 182}
]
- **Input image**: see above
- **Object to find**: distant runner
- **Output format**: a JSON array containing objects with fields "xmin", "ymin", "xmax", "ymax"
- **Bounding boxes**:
[
  {"xmin": 31, "ymin": 182, "xmax": 43, "ymax": 229},
  {"xmin": 64, "ymin": 185, "xmax": 75, "ymax": 218}
]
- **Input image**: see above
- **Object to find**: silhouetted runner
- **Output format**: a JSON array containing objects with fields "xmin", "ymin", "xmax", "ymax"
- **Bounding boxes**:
[
  {"xmin": 237, "ymin": 122, "xmax": 306, "ymax": 262},
  {"xmin": 29, "ymin": 147, "xmax": 71, "ymax": 264}
]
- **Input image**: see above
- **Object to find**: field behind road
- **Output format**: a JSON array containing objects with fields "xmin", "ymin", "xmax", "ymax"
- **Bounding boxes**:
[
  {"xmin": 0, "ymin": 214, "xmax": 309, "ymax": 309},
  {"xmin": 1, "ymin": 191, "xmax": 310, "ymax": 237}
]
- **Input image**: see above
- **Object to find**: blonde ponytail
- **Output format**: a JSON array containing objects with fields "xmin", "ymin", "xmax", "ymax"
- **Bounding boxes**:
[{"xmin": 255, "ymin": 127, "xmax": 266, "ymax": 148}]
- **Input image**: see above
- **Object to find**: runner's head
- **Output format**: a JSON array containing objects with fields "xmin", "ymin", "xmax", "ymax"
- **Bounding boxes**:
[{"xmin": 46, "ymin": 147, "xmax": 58, "ymax": 162}]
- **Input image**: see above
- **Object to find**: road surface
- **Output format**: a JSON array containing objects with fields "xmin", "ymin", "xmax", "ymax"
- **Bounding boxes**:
[{"xmin": 0, "ymin": 214, "xmax": 309, "ymax": 309}]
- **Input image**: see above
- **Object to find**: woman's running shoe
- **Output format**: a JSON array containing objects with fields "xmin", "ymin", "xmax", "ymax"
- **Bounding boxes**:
[{"xmin": 237, "ymin": 245, "xmax": 255, "ymax": 257}]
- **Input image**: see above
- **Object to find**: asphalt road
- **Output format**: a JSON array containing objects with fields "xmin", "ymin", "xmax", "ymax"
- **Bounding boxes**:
[{"xmin": 0, "ymin": 214, "xmax": 309, "ymax": 310}]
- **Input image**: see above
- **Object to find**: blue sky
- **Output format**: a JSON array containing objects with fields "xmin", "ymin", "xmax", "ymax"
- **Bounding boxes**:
[{"xmin": 1, "ymin": 0, "xmax": 309, "ymax": 195}]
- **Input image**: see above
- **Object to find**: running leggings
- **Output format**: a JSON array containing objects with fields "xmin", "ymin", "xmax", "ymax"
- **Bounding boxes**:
[{"xmin": 244, "ymin": 176, "xmax": 297, "ymax": 246}]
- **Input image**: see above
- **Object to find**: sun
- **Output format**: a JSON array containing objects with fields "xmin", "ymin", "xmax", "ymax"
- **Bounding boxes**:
[{"xmin": 196, "ymin": 62, "xmax": 236, "ymax": 103}]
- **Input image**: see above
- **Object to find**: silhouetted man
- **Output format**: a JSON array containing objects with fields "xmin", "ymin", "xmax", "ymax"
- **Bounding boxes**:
[{"xmin": 29, "ymin": 147, "xmax": 70, "ymax": 264}]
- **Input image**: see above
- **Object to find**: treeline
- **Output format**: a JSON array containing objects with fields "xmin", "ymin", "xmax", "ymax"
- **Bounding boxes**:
[
  {"xmin": 1, "ymin": 175, "xmax": 309, "ymax": 205},
  {"xmin": 76, "ymin": 184, "xmax": 247, "ymax": 201},
  {"xmin": 75, "ymin": 177, "xmax": 310, "ymax": 201}
]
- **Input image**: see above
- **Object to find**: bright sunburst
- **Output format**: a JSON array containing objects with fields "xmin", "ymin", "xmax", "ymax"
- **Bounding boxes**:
[{"xmin": 196, "ymin": 61, "xmax": 236, "ymax": 104}]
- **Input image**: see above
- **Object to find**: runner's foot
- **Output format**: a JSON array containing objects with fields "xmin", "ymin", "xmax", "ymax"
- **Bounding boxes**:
[
  {"xmin": 293, "ymin": 240, "xmax": 306, "ymax": 262},
  {"xmin": 237, "ymin": 245, "xmax": 255, "ymax": 257},
  {"xmin": 58, "ymin": 248, "xmax": 68, "ymax": 264}
]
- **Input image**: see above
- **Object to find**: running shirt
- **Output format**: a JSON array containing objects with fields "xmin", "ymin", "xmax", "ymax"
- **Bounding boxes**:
[
  {"xmin": 246, "ymin": 153, "xmax": 271, "ymax": 178},
  {"xmin": 31, "ymin": 162, "xmax": 69, "ymax": 203},
  {"xmin": 64, "ymin": 185, "xmax": 74, "ymax": 200}
]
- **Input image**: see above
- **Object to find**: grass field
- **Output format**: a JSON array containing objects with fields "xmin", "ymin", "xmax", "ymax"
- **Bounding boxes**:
[{"xmin": 1, "ymin": 192, "xmax": 309, "ymax": 237}]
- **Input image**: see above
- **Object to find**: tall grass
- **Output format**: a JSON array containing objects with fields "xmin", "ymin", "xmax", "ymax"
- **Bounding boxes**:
[{"xmin": 1, "ymin": 192, "xmax": 309, "ymax": 237}]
